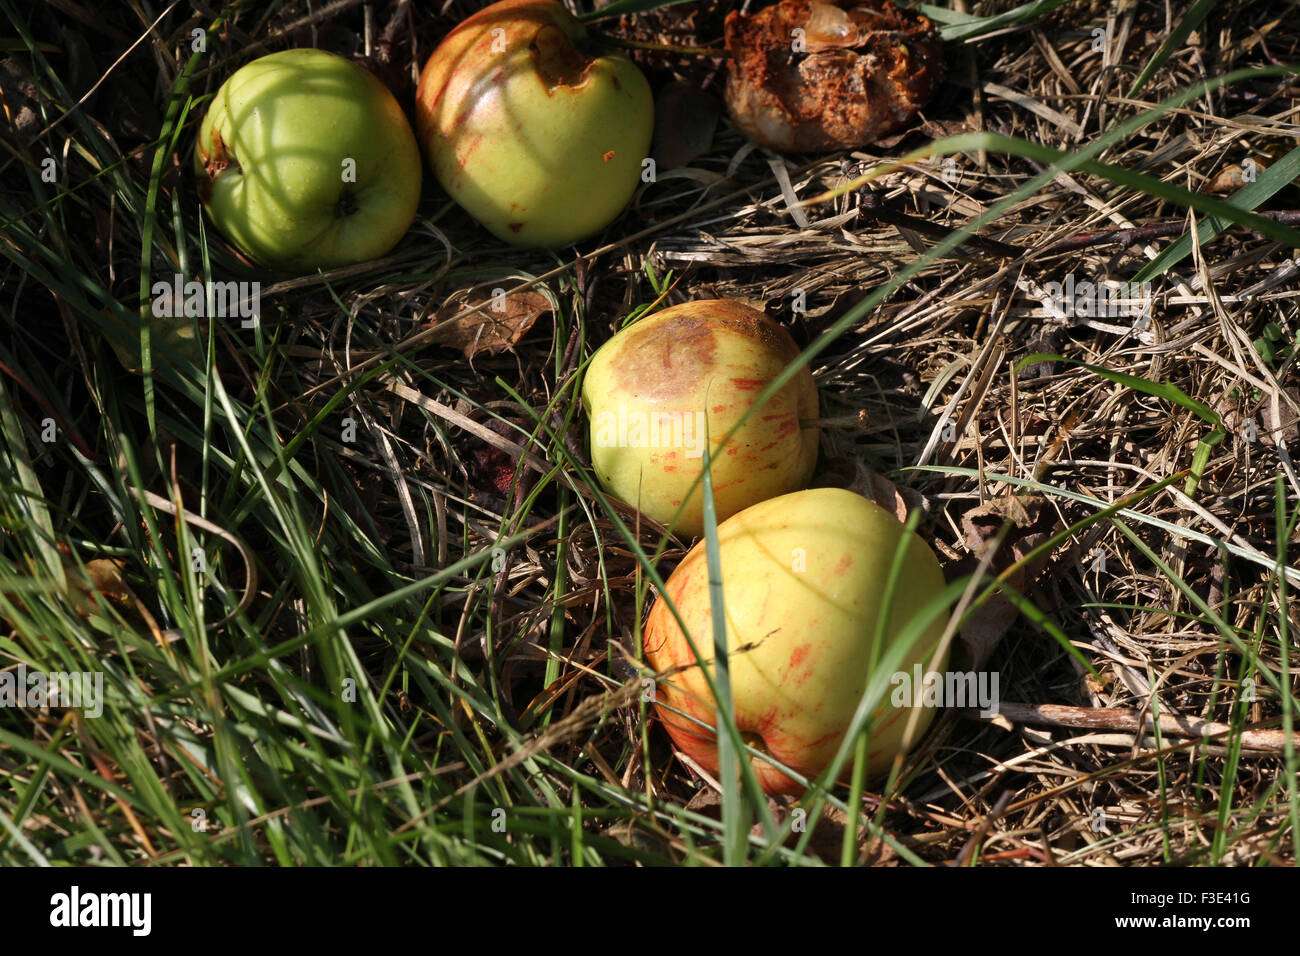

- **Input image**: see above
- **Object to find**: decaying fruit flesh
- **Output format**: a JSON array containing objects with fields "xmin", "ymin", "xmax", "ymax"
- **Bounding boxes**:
[{"xmin": 724, "ymin": 0, "xmax": 943, "ymax": 153}]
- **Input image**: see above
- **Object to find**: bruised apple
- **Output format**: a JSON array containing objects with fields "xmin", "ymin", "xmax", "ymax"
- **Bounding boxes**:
[
  {"xmin": 724, "ymin": 0, "xmax": 943, "ymax": 153},
  {"xmin": 194, "ymin": 49, "xmax": 422, "ymax": 271},
  {"xmin": 643, "ymin": 487, "xmax": 949, "ymax": 795},
  {"xmin": 415, "ymin": 0, "xmax": 653, "ymax": 247},
  {"xmin": 582, "ymin": 299, "xmax": 818, "ymax": 537}
]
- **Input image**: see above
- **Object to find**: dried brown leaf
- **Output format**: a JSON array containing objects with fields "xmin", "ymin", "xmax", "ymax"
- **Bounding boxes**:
[
  {"xmin": 957, "ymin": 496, "xmax": 1056, "ymax": 667},
  {"xmin": 1204, "ymin": 164, "xmax": 1248, "ymax": 194},
  {"xmin": 960, "ymin": 496, "xmax": 1044, "ymax": 562},
  {"xmin": 849, "ymin": 463, "xmax": 909, "ymax": 523},
  {"xmin": 815, "ymin": 458, "xmax": 915, "ymax": 522},
  {"xmin": 435, "ymin": 290, "xmax": 552, "ymax": 360}
]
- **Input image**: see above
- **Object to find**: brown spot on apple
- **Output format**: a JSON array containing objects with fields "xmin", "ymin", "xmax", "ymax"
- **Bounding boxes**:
[
  {"xmin": 609, "ymin": 300, "xmax": 801, "ymax": 402},
  {"xmin": 610, "ymin": 309, "xmax": 718, "ymax": 401},
  {"xmin": 585, "ymin": 297, "xmax": 819, "ymax": 537},
  {"xmin": 196, "ymin": 127, "xmax": 238, "ymax": 205},
  {"xmin": 530, "ymin": 22, "xmax": 593, "ymax": 91}
]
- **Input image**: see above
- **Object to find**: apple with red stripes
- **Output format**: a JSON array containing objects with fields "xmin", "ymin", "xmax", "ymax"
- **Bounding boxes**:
[
  {"xmin": 415, "ymin": 0, "xmax": 653, "ymax": 247},
  {"xmin": 642, "ymin": 487, "xmax": 949, "ymax": 795},
  {"xmin": 583, "ymin": 299, "xmax": 819, "ymax": 537}
]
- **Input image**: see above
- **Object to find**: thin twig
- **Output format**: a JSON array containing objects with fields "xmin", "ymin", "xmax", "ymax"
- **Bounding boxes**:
[
  {"xmin": 1042, "ymin": 210, "xmax": 1300, "ymax": 255},
  {"xmin": 953, "ymin": 790, "xmax": 1013, "ymax": 866},
  {"xmin": 971, "ymin": 701, "xmax": 1298, "ymax": 752}
]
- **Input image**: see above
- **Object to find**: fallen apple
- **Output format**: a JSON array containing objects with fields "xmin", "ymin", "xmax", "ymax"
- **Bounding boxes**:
[
  {"xmin": 582, "ymin": 299, "xmax": 819, "ymax": 537},
  {"xmin": 643, "ymin": 487, "xmax": 949, "ymax": 795},
  {"xmin": 724, "ymin": 0, "xmax": 943, "ymax": 153},
  {"xmin": 415, "ymin": 0, "xmax": 653, "ymax": 247},
  {"xmin": 194, "ymin": 49, "xmax": 422, "ymax": 272}
]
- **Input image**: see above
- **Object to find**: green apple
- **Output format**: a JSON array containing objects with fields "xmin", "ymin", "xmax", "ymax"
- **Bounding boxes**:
[
  {"xmin": 194, "ymin": 49, "xmax": 422, "ymax": 272},
  {"xmin": 583, "ymin": 299, "xmax": 818, "ymax": 537},
  {"xmin": 643, "ymin": 487, "xmax": 949, "ymax": 795},
  {"xmin": 415, "ymin": 0, "xmax": 653, "ymax": 247}
]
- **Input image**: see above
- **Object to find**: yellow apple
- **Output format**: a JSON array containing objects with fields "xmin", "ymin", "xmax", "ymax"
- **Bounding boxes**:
[
  {"xmin": 415, "ymin": 0, "xmax": 653, "ymax": 247},
  {"xmin": 643, "ymin": 487, "xmax": 949, "ymax": 795},
  {"xmin": 583, "ymin": 299, "xmax": 818, "ymax": 537}
]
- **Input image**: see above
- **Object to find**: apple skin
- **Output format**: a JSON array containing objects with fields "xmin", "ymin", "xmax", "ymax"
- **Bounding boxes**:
[
  {"xmin": 194, "ymin": 49, "xmax": 422, "ymax": 272},
  {"xmin": 415, "ymin": 0, "xmax": 653, "ymax": 247},
  {"xmin": 582, "ymin": 299, "xmax": 819, "ymax": 538},
  {"xmin": 643, "ymin": 487, "xmax": 949, "ymax": 795}
]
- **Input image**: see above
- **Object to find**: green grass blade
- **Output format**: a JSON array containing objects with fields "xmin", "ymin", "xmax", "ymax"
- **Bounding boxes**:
[
  {"xmin": 1126, "ymin": 0, "xmax": 1218, "ymax": 99},
  {"xmin": 1132, "ymin": 144, "xmax": 1300, "ymax": 284}
]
